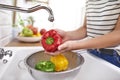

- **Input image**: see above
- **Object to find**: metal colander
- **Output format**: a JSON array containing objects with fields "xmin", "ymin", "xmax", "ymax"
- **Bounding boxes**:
[{"xmin": 25, "ymin": 51, "xmax": 84, "ymax": 80}]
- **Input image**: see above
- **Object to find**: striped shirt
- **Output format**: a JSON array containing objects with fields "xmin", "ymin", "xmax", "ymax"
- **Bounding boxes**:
[{"xmin": 86, "ymin": 0, "xmax": 120, "ymax": 38}]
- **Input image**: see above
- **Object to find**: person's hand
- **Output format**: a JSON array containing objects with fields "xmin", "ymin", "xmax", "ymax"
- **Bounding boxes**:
[{"xmin": 45, "ymin": 40, "xmax": 78, "ymax": 55}]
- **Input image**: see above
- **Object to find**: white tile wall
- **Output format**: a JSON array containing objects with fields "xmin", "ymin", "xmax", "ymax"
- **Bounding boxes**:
[
  {"xmin": 0, "ymin": 11, "xmax": 12, "ymax": 25},
  {"xmin": 0, "ymin": 0, "xmax": 13, "ymax": 46},
  {"xmin": 0, "ymin": 26, "xmax": 12, "ymax": 38},
  {"xmin": 0, "ymin": 35, "xmax": 12, "ymax": 47},
  {"xmin": 0, "ymin": 25, "xmax": 12, "ymax": 46}
]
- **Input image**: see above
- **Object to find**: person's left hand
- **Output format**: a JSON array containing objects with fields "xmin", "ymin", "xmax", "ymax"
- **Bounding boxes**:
[{"xmin": 45, "ymin": 40, "xmax": 78, "ymax": 55}]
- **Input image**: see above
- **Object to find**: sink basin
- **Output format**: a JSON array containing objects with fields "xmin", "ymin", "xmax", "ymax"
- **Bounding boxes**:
[
  {"xmin": 0, "ymin": 47, "xmax": 15, "ymax": 79},
  {"xmin": 0, "ymin": 47, "xmax": 42, "ymax": 80},
  {"xmin": 0, "ymin": 47, "xmax": 120, "ymax": 80}
]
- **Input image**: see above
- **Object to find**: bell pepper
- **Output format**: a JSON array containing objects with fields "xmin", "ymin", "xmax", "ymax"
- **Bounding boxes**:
[
  {"xmin": 50, "ymin": 54, "xmax": 69, "ymax": 72},
  {"xmin": 35, "ymin": 61, "xmax": 55, "ymax": 72},
  {"xmin": 41, "ymin": 29, "xmax": 62, "ymax": 52}
]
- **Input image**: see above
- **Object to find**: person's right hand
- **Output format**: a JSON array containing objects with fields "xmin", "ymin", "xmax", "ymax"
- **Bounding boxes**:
[{"xmin": 45, "ymin": 40, "xmax": 79, "ymax": 55}]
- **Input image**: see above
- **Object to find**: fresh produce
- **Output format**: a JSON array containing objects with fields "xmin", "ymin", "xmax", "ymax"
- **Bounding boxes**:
[
  {"xmin": 21, "ymin": 27, "xmax": 33, "ymax": 37},
  {"xmin": 27, "ymin": 25, "xmax": 38, "ymax": 35},
  {"xmin": 35, "ymin": 61, "xmax": 55, "ymax": 72},
  {"xmin": 17, "ymin": 16, "xmax": 41, "ymax": 37},
  {"xmin": 41, "ymin": 29, "xmax": 62, "ymax": 52},
  {"xmin": 40, "ymin": 28, "xmax": 46, "ymax": 35},
  {"xmin": 35, "ymin": 54, "xmax": 69, "ymax": 72},
  {"xmin": 50, "ymin": 54, "xmax": 69, "ymax": 72}
]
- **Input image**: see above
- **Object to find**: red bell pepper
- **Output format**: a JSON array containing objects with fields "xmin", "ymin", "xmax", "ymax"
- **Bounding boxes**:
[{"xmin": 41, "ymin": 29, "xmax": 62, "ymax": 52}]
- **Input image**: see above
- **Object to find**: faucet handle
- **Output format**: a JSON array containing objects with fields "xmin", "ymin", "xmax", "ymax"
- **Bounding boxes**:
[
  {"xmin": 4, "ymin": 50, "xmax": 12, "ymax": 57},
  {"xmin": 0, "ymin": 48, "xmax": 13, "ymax": 64},
  {"xmin": 0, "ymin": 48, "xmax": 4, "ymax": 59}
]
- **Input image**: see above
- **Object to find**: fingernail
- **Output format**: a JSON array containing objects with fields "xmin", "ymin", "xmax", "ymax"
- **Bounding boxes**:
[{"xmin": 58, "ymin": 46, "xmax": 61, "ymax": 50}]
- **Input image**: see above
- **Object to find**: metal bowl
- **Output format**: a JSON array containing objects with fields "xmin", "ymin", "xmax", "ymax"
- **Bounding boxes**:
[{"xmin": 24, "ymin": 51, "xmax": 84, "ymax": 80}]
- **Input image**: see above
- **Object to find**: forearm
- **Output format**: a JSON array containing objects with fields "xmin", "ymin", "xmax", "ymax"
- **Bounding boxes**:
[
  {"xmin": 76, "ymin": 15, "xmax": 120, "ymax": 49},
  {"xmin": 65, "ymin": 17, "xmax": 87, "ymax": 41},
  {"xmin": 66, "ymin": 26, "xmax": 87, "ymax": 40},
  {"xmin": 72, "ymin": 30, "xmax": 120, "ymax": 50}
]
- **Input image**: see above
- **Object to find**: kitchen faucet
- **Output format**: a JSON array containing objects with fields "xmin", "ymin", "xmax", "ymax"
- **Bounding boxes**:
[{"xmin": 0, "ymin": 4, "xmax": 54, "ymax": 22}]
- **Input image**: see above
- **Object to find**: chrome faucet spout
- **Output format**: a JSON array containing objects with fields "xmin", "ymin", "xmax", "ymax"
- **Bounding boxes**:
[
  {"xmin": 26, "ymin": 5, "xmax": 54, "ymax": 22},
  {"xmin": 0, "ymin": 4, "xmax": 54, "ymax": 22},
  {"xmin": 38, "ymin": 6, "xmax": 54, "ymax": 22}
]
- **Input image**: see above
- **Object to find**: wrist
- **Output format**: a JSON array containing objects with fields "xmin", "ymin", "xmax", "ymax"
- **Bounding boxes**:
[
  {"xmin": 66, "ymin": 31, "xmax": 75, "ymax": 40},
  {"xmin": 68, "ymin": 40, "xmax": 82, "ymax": 50},
  {"xmin": 71, "ymin": 40, "xmax": 87, "ymax": 50}
]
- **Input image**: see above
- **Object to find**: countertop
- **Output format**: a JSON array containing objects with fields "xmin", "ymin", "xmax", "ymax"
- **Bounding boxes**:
[{"xmin": 5, "ymin": 38, "xmax": 41, "ymax": 47}]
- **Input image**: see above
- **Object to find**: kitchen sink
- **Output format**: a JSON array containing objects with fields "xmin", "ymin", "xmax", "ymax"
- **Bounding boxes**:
[
  {"xmin": 0, "ymin": 47, "xmax": 120, "ymax": 80},
  {"xmin": 0, "ymin": 47, "xmax": 15, "ymax": 79},
  {"xmin": 0, "ymin": 47, "xmax": 42, "ymax": 80}
]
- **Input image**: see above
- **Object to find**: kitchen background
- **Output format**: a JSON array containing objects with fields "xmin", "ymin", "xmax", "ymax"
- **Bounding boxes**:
[
  {"xmin": 0, "ymin": 0, "xmax": 85, "ymax": 46},
  {"xmin": 0, "ymin": 1, "xmax": 120, "ymax": 80}
]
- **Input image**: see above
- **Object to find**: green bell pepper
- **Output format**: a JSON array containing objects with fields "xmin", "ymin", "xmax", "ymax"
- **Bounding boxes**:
[{"xmin": 35, "ymin": 61, "xmax": 55, "ymax": 72}]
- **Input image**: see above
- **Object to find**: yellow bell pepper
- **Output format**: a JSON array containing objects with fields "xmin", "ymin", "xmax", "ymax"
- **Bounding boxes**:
[
  {"xmin": 36, "ymin": 33, "xmax": 41, "ymax": 37},
  {"xmin": 50, "ymin": 54, "xmax": 69, "ymax": 72},
  {"xmin": 33, "ymin": 33, "xmax": 41, "ymax": 37}
]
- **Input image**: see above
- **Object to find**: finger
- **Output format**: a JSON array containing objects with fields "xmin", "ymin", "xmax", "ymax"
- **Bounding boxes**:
[
  {"xmin": 44, "ymin": 50, "xmax": 61, "ymax": 56},
  {"xmin": 49, "ymin": 50, "xmax": 65, "ymax": 56},
  {"xmin": 58, "ymin": 43, "xmax": 68, "ymax": 51},
  {"xmin": 44, "ymin": 51, "xmax": 54, "ymax": 55}
]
